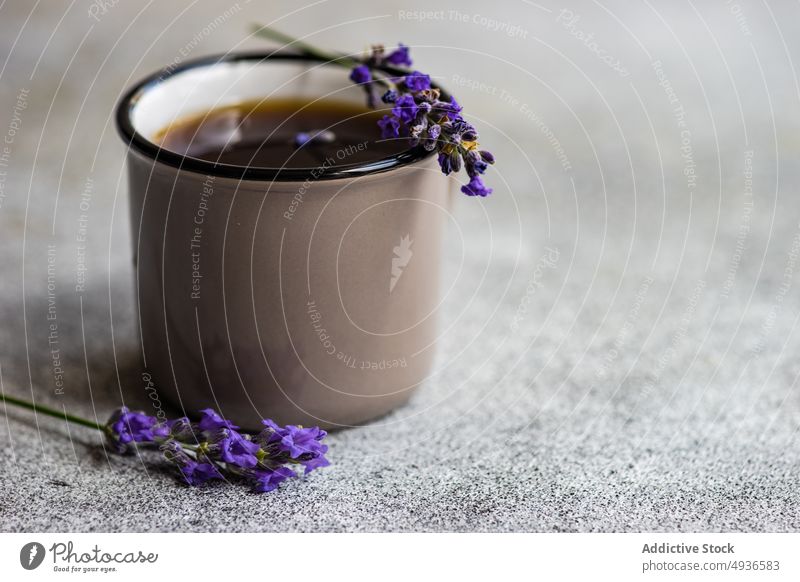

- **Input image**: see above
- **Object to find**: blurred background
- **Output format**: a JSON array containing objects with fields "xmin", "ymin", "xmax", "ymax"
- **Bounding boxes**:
[{"xmin": 1, "ymin": 0, "xmax": 799, "ymax": 531}]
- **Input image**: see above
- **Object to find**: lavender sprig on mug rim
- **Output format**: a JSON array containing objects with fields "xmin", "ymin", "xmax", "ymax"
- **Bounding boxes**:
[
  {"xmin": 252, "ymin": 26, "xmax": 496, "ymax": 197},
  {"xmin": 0, "ymin": 392, "xmax": 329, "ymax": 494}
]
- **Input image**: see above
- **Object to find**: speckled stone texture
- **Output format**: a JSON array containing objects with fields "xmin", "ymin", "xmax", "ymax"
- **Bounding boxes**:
[{"xmin": 1, "ymin": 1, "xmax": 799, "ymax": 532}]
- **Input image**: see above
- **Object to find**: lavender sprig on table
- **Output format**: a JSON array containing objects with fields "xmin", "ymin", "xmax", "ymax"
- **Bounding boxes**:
[
  {"xmin": 106, "ymin": 407, "xmax": 329, "ymax": 492},
  {"xmin": 252, "ymin": 26, "xmax": 496, "ymax": 197},
  {"xmin": 0, "ymin": 392, "xmax": 329, "ymax": 494}
]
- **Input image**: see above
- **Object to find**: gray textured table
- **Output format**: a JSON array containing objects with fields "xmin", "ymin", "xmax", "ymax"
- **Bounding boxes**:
[{"xmin": 1, "ymin": 1, "xmax": 799, "ymax": 532}]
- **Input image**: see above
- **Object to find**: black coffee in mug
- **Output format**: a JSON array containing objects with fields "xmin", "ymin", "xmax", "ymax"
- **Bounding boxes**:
[{"xmin": 154, "ymin": 98, "xmax": 407, "ymax": 169}]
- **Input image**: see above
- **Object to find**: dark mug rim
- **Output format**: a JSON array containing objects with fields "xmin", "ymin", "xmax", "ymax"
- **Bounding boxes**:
[{"xmin": 115, "ymin": 51, "xmax": 440, "ymax": 181}]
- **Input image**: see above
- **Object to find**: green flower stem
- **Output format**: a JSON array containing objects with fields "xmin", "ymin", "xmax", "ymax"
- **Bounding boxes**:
[
  {"xmin": 250, "ymin": 24, "xmax": 359, "ymax": 68},
  {"xmin": 251, "ymin": 24, "xmax": 402, "ymax": 101},
  {"xmin": 0, "ymin": 392, "xmax": 104, "ymax": 431}
]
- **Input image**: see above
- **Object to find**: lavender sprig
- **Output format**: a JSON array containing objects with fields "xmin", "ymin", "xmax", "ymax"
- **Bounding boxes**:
[
  {"xmin": 252, "ymin": 26, "xmax": 496, "ymax": 197},
  {"xmin": 0, "ymin": 392, "xmax": 329, "ymax": 494},
  {"xmin": 106, "ymin": 407, "xmax": 329, "ymax": 492}
]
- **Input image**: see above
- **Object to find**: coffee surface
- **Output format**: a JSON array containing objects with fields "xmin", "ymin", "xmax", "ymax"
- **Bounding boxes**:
[{"xmin": 154, "ymin": 98, "xmax": 408, "ymax": 169}]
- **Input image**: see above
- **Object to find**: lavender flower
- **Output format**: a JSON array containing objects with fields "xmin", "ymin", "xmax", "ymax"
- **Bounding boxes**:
[
  {"xmin": 253, "ymin": 467, "xmax": 297, "ymax": 493},
  {"xmin": 349, "ymin": 64, "xmax": 372, "ymax": 85},
  {"xmin": 218, "ymin": 431, "xmax": 260, "ymax": 468},
  {"xmin": 422, "ymin": 124, "xmax": 441, "ymax": 151},
  {"xmin": 465, "ymin": 149, "xmax": 488, "ymax": 177},
  {"xmin": 197, "ymin": 408, "xmax": 238, "ymax": 432},
  {"xmin": 106, "ymin": 407, "xmax": 168, "ymax": 450},
  {"xmin": 403, "ymin": 71, "xmax": 431, "ymax": 91},
  {"xmin": 261, "ymin": 419, "xmax": 328, "ymax": 458},
  {"xmin": 166, "ymin": 416, "xmax": 196, "ymax": 441},
  {"xmin": 385, "ymin": 43, "xmax": 412, "ymax": 67},
  {"xmin": 377, "ymin": 115, "xmax": 401, "ymax": 139},
  {"xmin": 162, "ymin": 440, "xmax": 222, "ymax": 486},
  {"xmin": 441, "ymin": 96, "xmax": 463, "ymax": 115},
  {"xmin": 181, "ymin": 461, "xmax": 223, "ymax": 486},
  {"xmin": 344, "ymin": 43, "xmax": 495, "ymax": 195},
  {"xmin": 438, "ymin": 151, "xmax": 461, "ymax": 175},
  {"xmin": 461, "ymin": 174, "xmax": 493, "ymax": 197},
  {"xmin": 105, "ymin": 407, "xmax": 329, "ymax": 493},
  {"xmin": 250, "ymin": 27, "xmax": 496, "ymax": 194},
  {"xmin": 392, "ymin": 94, "xmax": 419, "ymax": 124},
  {"xmin": 259, "ymin": 419, "xmax": 330, "ymax": 475},
  {"xmin": 299, "ymin": 453, "xmax": 331, "ymax": 475}
]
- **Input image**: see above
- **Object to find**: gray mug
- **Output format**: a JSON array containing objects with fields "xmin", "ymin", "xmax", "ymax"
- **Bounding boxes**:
[{"xmin": 116, "ymin": 53, "xmax": 451, "ymax": 430}]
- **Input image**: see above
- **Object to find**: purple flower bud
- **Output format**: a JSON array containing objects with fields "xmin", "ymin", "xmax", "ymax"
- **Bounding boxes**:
[
  {"xmin": 439, "ymin": 120, "xmax": 461, "ymax": 144},
  {"xmin": 461, "ymin": 174, "xmax": 493, "ymax": 197},
  {"xmin": 377, "ymin": 114, "xmax": 401, "ymax": 139},
  {"xmin": 204, "ymin": 427, "xmax": 231, "ymax": 445},
  {"xmin": 152, "ymin": 423, "xmax": 170, "ymax": 440},
  {"xmin": 450, "ymin": 119, "xmax": 477, "ymax": 141},
  {"xmin": 166, "ymin": 417, "xmax": 195, "ymax": 441},
  {"xmin": 422, "ymin": 124, "xmax": 441, "ymax": 151},
  {"xmin": 410, "ymin": 121, "xmax": 428, "ymax": 141},
  {"xmin": 180, "ymin": 461, "xmax": 222, "ymax": 486},
  {"xmin": 465, "ymin": 149, "xmax": 488, "ymax": 176},
  {"xmin": 438, "ymin": 151, "xmax": 461, "ymax": 175},
  {"xmin": 161, "ymin": 439, "xmax": 190, "ymax": 464},
  {"xmin": 261, "ymin": 418, "xmax": 282, "ymax": 433},
  {"xmin": 442, "ymin": 118, "xmax": 477, "ymax": 144},
  {"xmin": 415, "ymin": 100, "xmax": 432, "ymax": 120},
  {"xmin": 385, "ymin": 43, "xmax": 412, "ymax": 67},
  {"xmin": 262, "ymin": 419, "xmax": 328, "ymax": 459},
  {"xmin": 253, "ymin": 466, "xmax": 297, "ymax": 493},
  {"xmin": 392, "ymin": 94, "xmax": 419, "ymax": 124},
  {"xmin": 381, "ymin": 89, "xmax": 399, "ymax": 103},
  {"xmin": 161, "ymin": 440, "xmax": 221, "ymax": 486},
  {"xmin": 107, "ymin": 407, "xmax": 161, "ymax": 448},
  {"xmin": 403, "ymin": 70, "xmax": 431, "ymax": 91},
  {"xmin": 197, "ymin": 409, "xmax": 239, "ymax": 433},
  {"xmin": 349, "ymin": 64, "xmax": 372, "ymax": 85},
  {"xmin": 479, "ymin": 150, "xmax": 495, "ymax": 164},
  {"xmin": 462, "ymin": 129, "xmax": 478, "ymax": 142},
  {"xmin": 469, "ymin": 161, "xmax": 487, "ymax": 177},
  {"xmin": 432, "ymin": 96, "xmax": 462, "ymax": 120},
  {"xmin": 437, "ymin": 153, "xmax": 449, "ymax": 174},
  {"xmin": 259, "ymin": 419, "xmax": 330, "ymax": 473},
  {"xmin": 301, "ymin": 453, "xmax": 331, "ymax": 475},
  {"xmin": 219, "ymin": 432, "xmax": 260, "ymax": 468}
]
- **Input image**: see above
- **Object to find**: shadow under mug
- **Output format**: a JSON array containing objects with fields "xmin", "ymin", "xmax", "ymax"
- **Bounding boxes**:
[{"xmin": 116, "ymin": 52, "xmax": 451, "ymax": 430}]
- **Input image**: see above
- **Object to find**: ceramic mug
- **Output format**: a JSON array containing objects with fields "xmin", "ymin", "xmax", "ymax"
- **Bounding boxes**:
[{"xmin": 116, "ymin": 53, "xmax": 451, "ymax": 430}]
